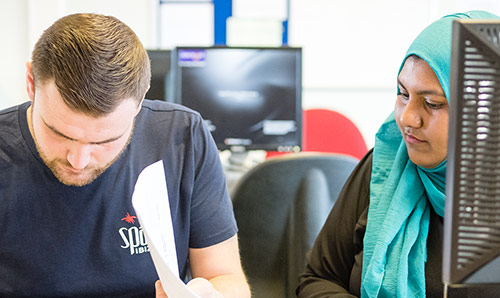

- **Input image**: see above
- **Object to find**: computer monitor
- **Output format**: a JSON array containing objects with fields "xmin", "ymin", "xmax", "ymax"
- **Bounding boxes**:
[
  {"xmin": 145, "ymin": 49, "xmax": 173, "ymax": 101},
  {"xmin": 171, "ymin": 46, "xmax": 302, "ymax": 152},
  {"xmin": 443, "ymin": 19, "xmax": 500, "ymax": 289}
]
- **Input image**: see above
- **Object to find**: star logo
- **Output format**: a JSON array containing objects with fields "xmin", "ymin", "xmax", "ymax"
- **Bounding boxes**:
[{"xmin": 121, "ymin": 212, "xmax": 137, "ymax": 224}]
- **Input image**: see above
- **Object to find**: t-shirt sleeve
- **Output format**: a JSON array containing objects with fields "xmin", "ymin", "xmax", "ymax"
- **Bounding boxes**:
[
  {"xmin": 296, "ymin": 150, "xmax": 373, "ymax": 298},
  {"xmin": 188, "ymin": 115, "xmax": 238, "ymax": 248}
]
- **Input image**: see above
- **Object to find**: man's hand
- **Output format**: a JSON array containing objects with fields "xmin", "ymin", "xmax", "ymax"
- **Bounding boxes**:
[
  {"xmin": 186, "ymin": 278, "xmax": 224, "ymax": 298},
  {"xmin": 155, "ymin": 279, "xmax": 223, "ymax": 298},
  {"xmin": 155, "ymin": 235, "xmax": 250, "ymax": 298},
  {"xmin": 155, "ymin": 281, "xmax": 167, "ymax": 298}
]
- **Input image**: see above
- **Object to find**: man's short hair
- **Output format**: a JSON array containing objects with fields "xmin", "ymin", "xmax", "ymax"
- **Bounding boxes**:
[{"xmin": 31, "ymin": 13, "xmax": 151, "ymax": 116}]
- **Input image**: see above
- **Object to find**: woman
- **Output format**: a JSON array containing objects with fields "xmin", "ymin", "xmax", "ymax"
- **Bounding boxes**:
[{"xmin": 296, "ymin": 11, "xmax": 499, "ymax": 298}]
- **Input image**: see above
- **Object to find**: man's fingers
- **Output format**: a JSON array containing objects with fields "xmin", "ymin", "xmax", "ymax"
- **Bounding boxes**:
[{"xmin": 155, "ymin": 280, "xmax": 168, "ymax": 298}]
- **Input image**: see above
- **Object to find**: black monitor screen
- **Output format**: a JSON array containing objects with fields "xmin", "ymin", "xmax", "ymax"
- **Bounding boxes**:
[
  {"xmin": 443, "ymin": 19, "xmax": 500, "ymax": 288},
  {"xmin": 146, "ymin": 49, "xmax": 172, "ymax": 101},
  {"xmin": 172, "ymin": 46, "xmax": 302, "ymax": 152}
]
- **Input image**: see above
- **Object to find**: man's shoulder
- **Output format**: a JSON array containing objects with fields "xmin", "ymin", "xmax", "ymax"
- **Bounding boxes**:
[
  {"xmin": 0, "ymin": 103, "xmax": 27, "ymax": 138},
  {"xmin": 0, "ymin": 103, "xmax": 23, "ymax": 119},
  {"xmin": 0, "ymin": 102, "xmax": 31, "ymax": 169},
  {"xmin": 140, "ymin": 99, "xmax": 200, "ymax": 118},
  {"xmin": 134, "ymin": 100, "xmax": 205, "ymax": 143}
]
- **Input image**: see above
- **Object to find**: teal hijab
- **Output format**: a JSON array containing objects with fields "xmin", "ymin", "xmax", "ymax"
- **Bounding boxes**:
[{"xmin": 361, "ymin": 11, "xmax": 500, "ymax": 298}]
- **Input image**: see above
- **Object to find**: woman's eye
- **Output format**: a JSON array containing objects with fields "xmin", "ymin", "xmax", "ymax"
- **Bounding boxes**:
[
  {"xmin": 398, "ymin": 92, "xmax": 409, "ymax": 101},
  {"xmin": 426, "ymin": 101, "xmax": 442, "ymax": 109}
]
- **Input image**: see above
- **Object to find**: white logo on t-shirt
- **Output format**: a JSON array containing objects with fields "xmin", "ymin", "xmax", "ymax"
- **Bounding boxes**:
[{"xmin": 119, "ymin": 212, "xmax": 150, "ymax": 255}]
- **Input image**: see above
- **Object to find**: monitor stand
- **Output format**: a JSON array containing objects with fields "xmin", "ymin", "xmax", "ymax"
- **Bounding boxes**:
[
  {"xmin": 221, "ymin": 147, "xmax": 266, "ymax": 196},
  {"xmin": 221, "ymin": 147, "xmax": 248, "ymax": 196},
  {"xmin": 227, "ymin": 149, "xmax": 248, "ymax": 170}
]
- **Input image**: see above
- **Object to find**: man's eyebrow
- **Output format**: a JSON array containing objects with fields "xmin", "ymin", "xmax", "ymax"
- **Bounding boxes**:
[
  {"xmin": 42, "ymin": 118, "xmax": 124, "ymax": 145},
  {"xmin": 397, "ymin": 78, "xmax": 446, "ymax": 97}
]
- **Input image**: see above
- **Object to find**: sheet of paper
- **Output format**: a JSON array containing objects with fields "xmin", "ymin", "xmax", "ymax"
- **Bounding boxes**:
[{"xmin": 132, "ymin": 160, "xmax": 200, "ymax": 298}]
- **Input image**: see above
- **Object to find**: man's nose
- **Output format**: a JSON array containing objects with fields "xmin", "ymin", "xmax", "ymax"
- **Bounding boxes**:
[{"xmin": 66, "ymin": 144, "xmax": 92, "ymax": 170}]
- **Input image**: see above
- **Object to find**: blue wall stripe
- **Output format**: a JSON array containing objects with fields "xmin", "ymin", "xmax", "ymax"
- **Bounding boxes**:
[
  {"xmin": 213, "ymin": 0, "xmax": 232, "ymax": 45},
  {"xmin": 282, "ymin": 20, "xmax": 288, "ymax": 45}
]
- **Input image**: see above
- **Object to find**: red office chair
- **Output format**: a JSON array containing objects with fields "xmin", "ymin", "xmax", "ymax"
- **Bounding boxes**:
[{"xmin": 267, "ymin": 108, "xmax": 368, "ymax": 160}]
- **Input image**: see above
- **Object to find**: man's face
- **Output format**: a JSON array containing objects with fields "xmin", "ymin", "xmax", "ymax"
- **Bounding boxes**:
[{"xmin": 27, "ymin": 80, "xmax": 140, "ymax": 187}]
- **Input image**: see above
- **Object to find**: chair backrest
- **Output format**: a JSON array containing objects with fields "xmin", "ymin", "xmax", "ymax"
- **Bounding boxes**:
[
  {"xmin": 231, "ymin": 152, "xmax": 358, "ymax": 298},
  {"xmin": 266, "ymin": 108, "xmax": 368, "ymax": 160},
  {"xmin": 303, "ymin": 108, "xmax": 368, "ymax": 159}
]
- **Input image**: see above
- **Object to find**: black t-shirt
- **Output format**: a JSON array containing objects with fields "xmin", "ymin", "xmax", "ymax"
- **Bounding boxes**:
[
  {"xmin": 296, "ymin": 149, "xmax": 500, "ymax": 298},
  {"xmin": 0, "ymin": 100, "xmax": 237, "ymax": 297}
]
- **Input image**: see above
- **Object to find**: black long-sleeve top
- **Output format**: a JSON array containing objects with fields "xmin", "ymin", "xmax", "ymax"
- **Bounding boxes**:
[{"xmin": 296, "ymin": 150, "xmax": 500, "ymax": 298}]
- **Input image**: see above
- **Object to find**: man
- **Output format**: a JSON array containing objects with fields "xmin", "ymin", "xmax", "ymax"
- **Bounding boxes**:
[{"xmin": 0, "ymin": 13, "xmax": 250, "ymax": 298}]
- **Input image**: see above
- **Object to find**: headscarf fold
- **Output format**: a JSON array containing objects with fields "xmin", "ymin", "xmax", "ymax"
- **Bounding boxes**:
[{"xmin": 361, "ymin": 10, "xmax": 500, "ymax": 298}]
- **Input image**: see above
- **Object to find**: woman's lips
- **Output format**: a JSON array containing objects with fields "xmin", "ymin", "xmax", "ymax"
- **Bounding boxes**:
[{"xmin": 405, "ymin": 133, "xmax": 425, "ymax": 144}]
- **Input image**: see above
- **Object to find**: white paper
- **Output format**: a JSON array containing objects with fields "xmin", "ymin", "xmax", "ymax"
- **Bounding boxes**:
[{"xmin": 132, "ymin": 160, "xmax": 200, "ymax": 298}]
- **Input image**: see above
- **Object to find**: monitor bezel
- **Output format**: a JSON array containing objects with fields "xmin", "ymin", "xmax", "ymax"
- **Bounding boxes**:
[
  {"xmin": 171, "ymin": 45, "xmax": 303, "ymax": 152},
  {"xmin": 443, "ymin": 19, "xmax": 500, "ymax": 287}
]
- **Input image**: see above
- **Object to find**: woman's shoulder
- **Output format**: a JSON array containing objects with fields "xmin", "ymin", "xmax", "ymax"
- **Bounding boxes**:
[{"xmin": 338, "ymin": 148, "xmax": 373, "ymax": 206}]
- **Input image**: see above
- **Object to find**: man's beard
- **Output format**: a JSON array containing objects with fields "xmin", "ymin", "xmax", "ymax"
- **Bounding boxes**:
[{"xmin": 34, "ymin": 129, "xmax": 133, "ymax": 187}]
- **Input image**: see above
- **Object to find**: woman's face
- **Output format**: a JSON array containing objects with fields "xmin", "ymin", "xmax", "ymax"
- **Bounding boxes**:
[{"xmin": 395, "ymin": 56, "xmax": 449, "ymax": 168}]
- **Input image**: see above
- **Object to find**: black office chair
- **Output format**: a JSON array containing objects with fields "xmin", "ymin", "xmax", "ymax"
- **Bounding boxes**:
[{"xmin": 231, "ymin": 152, "xmax": 358, "ymax": 298}]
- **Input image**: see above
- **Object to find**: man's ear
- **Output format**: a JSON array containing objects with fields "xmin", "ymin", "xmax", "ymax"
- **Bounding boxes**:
[
  {"xmin": 26, "ymin": 62, "xmax": 35, "ymax": 102},
  {"xmin": 135, "ymin": 95, "xmax": 146, "ymax": 116},
  {"xmin": 135, "ymin": 91, "xmax": 146, "ymax": 116}
]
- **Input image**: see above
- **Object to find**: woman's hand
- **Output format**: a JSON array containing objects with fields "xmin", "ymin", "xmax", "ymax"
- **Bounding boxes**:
[{"xmin": 155, "ymin": 278, "xmax": 224, "ymax": 298}]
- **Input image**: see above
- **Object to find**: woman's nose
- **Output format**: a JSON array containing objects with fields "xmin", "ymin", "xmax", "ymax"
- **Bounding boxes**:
[{"xmin": 399, "ymin": 98, "xmax": 423, "ymax": 128}]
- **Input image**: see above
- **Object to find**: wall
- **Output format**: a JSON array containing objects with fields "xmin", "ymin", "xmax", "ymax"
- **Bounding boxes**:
[
  {"xmin": 0, "ymin": 0, "xmax": 156, "ymax": 110},
  {"xmin": 26, "ymin": 0, "xmax": 157, "ymax": 50},
  {"xmin": 1, "ymin": 0, "xmax": 500, "ymax": 148},
  {"xmin": 289, "ymin": 0, "xmax": 500, "ymax": 148},
  {"xmin": 0, "ymin": 0, "xmax": 29, "ymax": 109}
]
